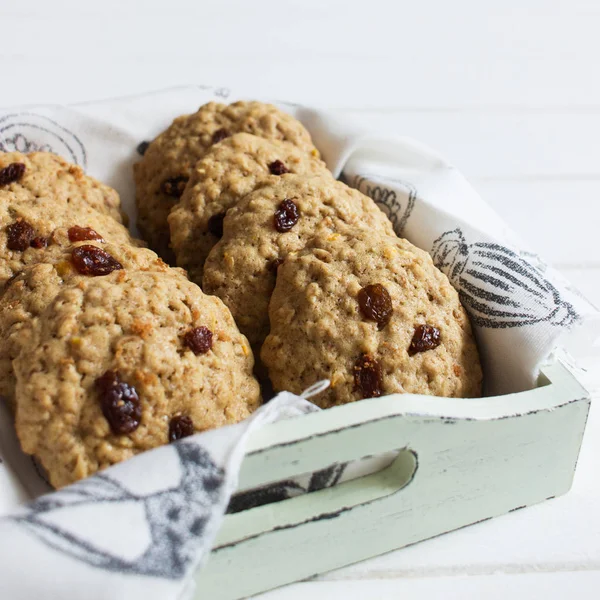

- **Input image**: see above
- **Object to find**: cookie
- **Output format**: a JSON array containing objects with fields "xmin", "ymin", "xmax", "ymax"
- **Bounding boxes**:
[
  {"xmin": 168, "ymin": 133, "xmax": 330, "ymax": 283},
  {"xmin": 0, "ymin": 190, "xmax": 141, "ymax": 287},
  {"xmin": 0, "ymin": 243, "xmax": 177, "ymax": 411},
  {"xmin": 261, "ymin": 227, "xmax": 482, "ymax": 406},
  {"xmin": 202, "ymin": 175, "xmax": 395, "ymax": 350},
  {"xmin": 0, "ymin": 152, "xmax": 125, "ymax": 224},
  {"xmin": 14, "ymin": 268, "xmax": 261, "ymax": 488},
  {"xmin": 134, "ymin": 101, "xmax": 319, "ymax": 259}
]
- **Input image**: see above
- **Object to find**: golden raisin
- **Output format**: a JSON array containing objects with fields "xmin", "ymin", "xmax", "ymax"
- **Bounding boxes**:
[
  {"xmin": 71, "ymin": 245, "xmax": 123, "ymax": 276},
  {"xmin": 68, "ymin": 226, "xmax": 105, "ymax": 243}
]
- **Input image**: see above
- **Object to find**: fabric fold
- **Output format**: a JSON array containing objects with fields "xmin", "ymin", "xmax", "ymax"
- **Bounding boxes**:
[{"xmin": 0, "ymin": 85, "xmax": 597, "ymax": 599}]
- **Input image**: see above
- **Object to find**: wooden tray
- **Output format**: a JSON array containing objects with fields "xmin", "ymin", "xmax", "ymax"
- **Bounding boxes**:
[{"xmin": 196, "ymin": 359, "xmax": 590, "ymax": 599}]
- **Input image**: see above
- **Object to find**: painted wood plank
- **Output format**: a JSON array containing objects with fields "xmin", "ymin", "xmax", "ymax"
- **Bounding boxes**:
[
  {"xmin": 318, "ymin": 484, "xmax": 600, "ymax": 580},
  {"xmin": 252, "ymin": 571, "xmax": 600, "ymax": 600},
  {"xmin": 2, "ymin": 1, "xmax": 600, "ymax": 109},
  {"xmin": 470, "ymin": 181, "xmax": 600, "ymax": 267},
  {"xmin": 3, "ymin": 54, "xmax": 600, "ymax": 112}
]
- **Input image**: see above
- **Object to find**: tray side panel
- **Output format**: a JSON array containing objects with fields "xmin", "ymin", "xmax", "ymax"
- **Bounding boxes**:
[{"xmin": 195, "ymin": 394, "xmax": 589, "ymax": 600}]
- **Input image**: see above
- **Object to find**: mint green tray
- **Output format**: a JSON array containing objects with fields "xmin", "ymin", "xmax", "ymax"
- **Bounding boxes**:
[{"xmin": 195, "ymin": 360, "xmax": 590, "ymax": 599}]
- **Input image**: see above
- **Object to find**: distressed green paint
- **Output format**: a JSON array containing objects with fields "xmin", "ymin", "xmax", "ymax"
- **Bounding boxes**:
[{"xmin": 196, "ymin": 361, "xmax": 590, "ymax": 599}]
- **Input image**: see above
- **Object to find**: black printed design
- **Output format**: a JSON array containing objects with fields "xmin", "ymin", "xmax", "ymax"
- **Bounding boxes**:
[
  {"xmin": 11, "ymin": 443, "xmax": 223, "ymax": 579},
  {"xmin": 352, "ymin": 174, "xmax": 415, "ymax": 235},
  {"xmin": 307, "ymin": 462, "xmax": 346, "ymax": 492},
  {"xmin": 197, "ymin": 84, "xmax": 231, "ymax": 99},
  {"xmin": 1, "ymin": 133, "xmax": 51, "ymax": 154},
  {"xmin": 227, "ymin": 462, "xmax": 347, "ymax": 514},
  {"xmin": 227, "ymin": 480, "xmax": 304, "ymax": 513},
  {"xmin": 0, "ymin": 113, "xmax": 87, "ymax": 167},
  {"xmin": 431, "ymin": 229, "xmax": 579, "ymax": 329}
]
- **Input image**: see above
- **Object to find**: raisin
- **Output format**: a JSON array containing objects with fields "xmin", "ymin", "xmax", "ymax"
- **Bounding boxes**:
[
  {"xmin": 408, "ymin": 324, "xmax": 441, "ymax": 355},
  {"xmin": 269, "ymin": 257, "xmax": 284, "ymax": 273},
  {"xmin": 137, "ymin": 141, "xmax": 150, "ymax": 156},
  {"xmin": 211, "ymin": 128, "xmax": 230, "ymax": 144},
  {"xmin": 30, "ymin": 236, "xmax": 47, "ymax": 249},
  {"xmin": 268, "ymin": 160, "xmax": 289, "ymax": 175},
  {"xmin": 161, "ymin": 176, "xmax": 188, "ymax": 198},
  {"xmin": 169, "ymin": 415, "xmax": 195, "ymax": 442},
  {"xmin": 184, "ymin": 326, "xmax": 213, "ymax": 355},
  {"xmin": 6, "ymin": 219, "xmax": 35, "ymax": 251},
  {"xmin": 71, "ymin": 245, "xmax": 123, "ymax": 275},
  {"xmin": 207, "ymin": 212, "xmax": 226, "ymax": 238},
  {"xmin": 68, "ymin": 226, "xmax": 105, "ymax": 243},
  {"xmin": 0, "ymin": 162, "xmax": 26, "ymax": 186},
  {"xmin": 96, "ymin": 370, "xmax": 141, "ymax": 434},
  {"xmin": 274, "ymin": 199, "xmax": 300, "ymax": 232},
  {"xmin": 353, "ymin": 353, "xmax": 383, "ymax": 399},
  {"xmin": 358, "ymin": 284, "xmax": 393, "ymax": 329}
]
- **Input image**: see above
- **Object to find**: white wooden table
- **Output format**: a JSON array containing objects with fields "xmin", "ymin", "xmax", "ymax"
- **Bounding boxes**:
[{"xmin": 1, "ymin": 1, "xmax": 598, "ymax": 597}]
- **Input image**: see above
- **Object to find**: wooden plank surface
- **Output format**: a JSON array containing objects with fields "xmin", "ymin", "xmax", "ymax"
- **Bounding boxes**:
[
  {"xmin": 255, "ymin": 572, "xmax": 600, "ymax": 600},
  {"xmin": 2, "ymin": 1, "xmax": 600, "ymax": 110}
]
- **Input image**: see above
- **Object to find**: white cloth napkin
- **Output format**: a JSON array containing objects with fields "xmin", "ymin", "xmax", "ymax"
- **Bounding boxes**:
[{"xmin": 0, "ymin": 85, "xmax": 597, "ymax": 600}]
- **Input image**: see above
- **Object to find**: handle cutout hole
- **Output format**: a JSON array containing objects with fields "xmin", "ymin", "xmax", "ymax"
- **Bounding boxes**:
[{"xmin": 228, "ymin": 447, "xmax": 417, "ymax": 514}]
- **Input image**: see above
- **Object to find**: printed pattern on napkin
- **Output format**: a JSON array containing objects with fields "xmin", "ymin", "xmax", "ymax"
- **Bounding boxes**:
[
  {"xmin": 0, "ymin": 112, "xmax": 88, "ymax": 166},
  {"xmin": 351, "ymin": 174, "xmax": 416, "ymax": 235},
  {"xmin": 430, "ymin": 228, "xmax": 578, "ymax": 329},
  {"xmin": 10, "ymin": 443, "xmax": 223, "ymax": 579}
]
